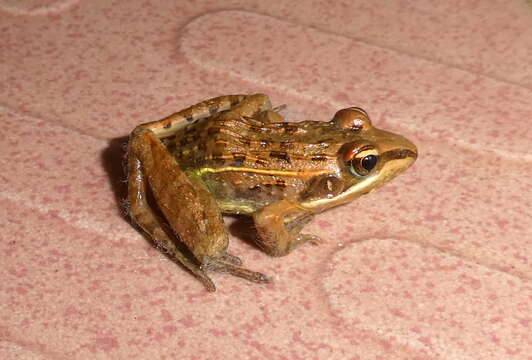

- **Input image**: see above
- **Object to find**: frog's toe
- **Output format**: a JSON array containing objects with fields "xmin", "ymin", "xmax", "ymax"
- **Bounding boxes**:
[
  {"xmin": 219, "ymin": 252, "xmax": 243, "ymax": 266},
  {"xmin": 296, "ymin": 233, "xmax": 322, "ymax": 247},
  {"xmin": 198, "ymin": 274, "xmax": 216, "ymax": 292},
  {"xmin": 204, "ymin": 259, "xmax": 270, "ymax": 285},
  {"xmin": 189, "ymin": 267, "xmax": 216, "ymax": 292},
  {"xmin": 272, "ymin": 104, "xmax": 287, "ymax": 112}
]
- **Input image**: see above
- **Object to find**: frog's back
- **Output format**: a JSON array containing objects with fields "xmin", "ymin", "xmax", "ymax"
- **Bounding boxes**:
[
  {"xmin": 175, "ymin": 115, "xmax": 352, "ymax": 170},
  {"xmin": 172, "ymin": 115, "xmax": 353, "ymax": 213}
]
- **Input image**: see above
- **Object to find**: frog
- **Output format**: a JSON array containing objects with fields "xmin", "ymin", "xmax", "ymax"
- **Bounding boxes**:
[{"xmin": 127, "ymin": 94, "xmax": 417, "ymax": 291}]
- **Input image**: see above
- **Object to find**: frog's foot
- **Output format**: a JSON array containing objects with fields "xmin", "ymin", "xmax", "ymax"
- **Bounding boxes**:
[
  {"xmin": 203, "ymin": 257, "xmax": 270, "ymax": 285},
  {"xmin": 295, "ymin": 233, "xmax": 322, "ymax": 247},
  {"xmin": 272, "ymin": 104, "xmax": 287, "ymax": 112}
]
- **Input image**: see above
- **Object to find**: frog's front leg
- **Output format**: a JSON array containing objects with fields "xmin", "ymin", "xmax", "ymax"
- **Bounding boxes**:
[
  {"xmin": 128, "ymin": 128, "xmax": 269, "ymax": 291},
  {"xmin": 253, "ymin": 200, "xmax": 320, "ymax": 257}
]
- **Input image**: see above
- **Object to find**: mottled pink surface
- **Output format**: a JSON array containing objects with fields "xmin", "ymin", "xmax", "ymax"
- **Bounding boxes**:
[{"xmin": 1, "ymin": 1, "xmax": 531, "ymax": 359}]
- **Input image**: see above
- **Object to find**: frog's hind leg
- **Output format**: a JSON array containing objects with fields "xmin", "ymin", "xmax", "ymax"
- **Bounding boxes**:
[
  {"xmin": 127, "ymin": 133, "xmax": 216, "ymax": 291},
  {"xmin": 127, "ymin": 126, "xmax": 269, "ymax": 291},
  {"xmin": 136, "ymin": 94, "xmax": 249, "ymax": 138}
]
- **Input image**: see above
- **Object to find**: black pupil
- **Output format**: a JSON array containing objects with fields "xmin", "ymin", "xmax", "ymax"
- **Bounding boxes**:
[{"xmin": 361, "ymin": 155, "xmax": 377, "ymax": 171}]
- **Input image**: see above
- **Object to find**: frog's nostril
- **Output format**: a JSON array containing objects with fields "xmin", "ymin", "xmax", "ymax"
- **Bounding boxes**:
[
  {"xmin": 400, "ymin": 139, "xmax": 418, "ymax": 161},
  {"xmin": 387, "ymin": 148, "xmax": 417, "ymax": 161},
  {"xmin": 404, "ymin": 148, "xmax": 417, "ymax": 160}
]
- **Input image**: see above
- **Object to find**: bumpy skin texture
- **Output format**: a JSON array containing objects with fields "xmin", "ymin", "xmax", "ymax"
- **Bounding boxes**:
[{"xmin": 127, "ymin": 94, "xmax": 417, "ymax": 291}]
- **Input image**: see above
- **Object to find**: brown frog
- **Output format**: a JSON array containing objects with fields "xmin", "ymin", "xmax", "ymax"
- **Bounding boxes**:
[{"xmin": 127, "ymin": 94, "xmax": 417, "ymax": 291}]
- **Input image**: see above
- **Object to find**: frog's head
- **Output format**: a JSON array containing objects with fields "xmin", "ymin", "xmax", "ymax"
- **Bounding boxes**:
[{"xmin": 302, "ymin": 107, "xmax": 417, "ymax": 211}]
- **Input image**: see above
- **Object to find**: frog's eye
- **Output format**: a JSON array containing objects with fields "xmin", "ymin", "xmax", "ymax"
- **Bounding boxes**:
[
  {"xmin": 343, "ymin": 145, "xmax": 379, "ymax": 177},
  {"xmin": 350, "ymin": 153, "xmax": 379, "ymax": 177},
  {"xmin": 331, "ymin": 107, "xmax": 372, "ymax": 131}
]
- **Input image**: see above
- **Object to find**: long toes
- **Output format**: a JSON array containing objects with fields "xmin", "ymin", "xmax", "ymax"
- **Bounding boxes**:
[
  {"xmin": 197, "ymin": 273, "xmax": 216, "ymax": 292},
  {"xmin": 244, "ymin": 270, "xmax": 270, "ymax": 284},
  {"xmin": 188, "ymin": 266, "xmax": 216, "ymax": 292},
  {"xmin": 273, "ymin": 104, "xmax": 287, "ymax": 112},
  {"xmin": 296, "ymin": 233, "xmax": 322, "ymax": 246},
  {"xmin": 206, "ymin": 260, "xmax": 270, "ymax": 284},
  {"xmin": 305, "ymin": 234, "xmax": 322, "ymax": 245},
  {"xmin": 219, "ymin": 252, "xmax": 243, "ymax": 266}
]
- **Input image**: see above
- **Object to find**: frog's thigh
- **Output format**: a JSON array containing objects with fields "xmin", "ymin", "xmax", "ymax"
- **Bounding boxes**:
[
  {"xmin": 128, "ymin": 131, "xmax": 220, "ymax": 290},
  {"xmin": 130, "ymin": 129, "xmax": 229, "ymax": 261},
  {"xmin": 253, "ymin": 200, "xmax": 316, "ymax": 257}
]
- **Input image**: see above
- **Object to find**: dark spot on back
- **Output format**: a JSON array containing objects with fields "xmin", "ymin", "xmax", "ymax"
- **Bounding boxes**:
[
  {"xmin": 275, "ymin": 180, "xmax": 287, "ymax": 188},
  {"xmin": 185, "ymin": 114, "xmax": 194, "ymax": 122},
  {"xmin": 212, "ymin": 156, "xmax": 226, "ymax": 165},
  {"xmin": 209, "ymin": 106, "xmax": 218, "ymax": 114},
  {"xmin": 232, "ymin": 153, "xmax": 246, "ymax": 167},
  {"xmin": 270, "ymin": 151, "xmax": 291, "ymax": 163},
  {"xmin": 282, "ymin": 123, "xmax": 298, "ymax": 134},
  {"xmin": 280, "ymin": 141, "xmax": 294, "ymax": 150},
  {"xmin": 163, "ymin": 122, "xmax": 171, "ymax": 129}
]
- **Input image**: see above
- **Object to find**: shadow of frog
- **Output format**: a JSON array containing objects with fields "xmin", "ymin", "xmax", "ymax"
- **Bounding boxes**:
[{"xmin": 100, "ymin": 135, "xmax": 130, "ymax": 217}]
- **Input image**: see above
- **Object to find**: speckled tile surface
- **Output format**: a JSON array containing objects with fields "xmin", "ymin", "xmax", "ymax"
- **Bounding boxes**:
[{"xmin": 1, "ymin": 1, "xmax": 531, "ymax": 359}]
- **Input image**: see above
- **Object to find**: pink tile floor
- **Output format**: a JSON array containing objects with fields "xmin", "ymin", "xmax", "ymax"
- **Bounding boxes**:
[{"xmin": 1, "ymin": 1, "xmax": 531, "ymax": 359}]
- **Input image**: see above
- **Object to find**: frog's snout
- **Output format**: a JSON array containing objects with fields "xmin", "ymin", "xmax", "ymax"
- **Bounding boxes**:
[
  {"xmin": 405, "ymin": 136, "xmax": 418, "ymax": 158},
  {"xmin": 377, "ymin": 133, "xmax": 417, "ymax": 179},
  {"xmin": 395, "ymin": 139, "xmax": 417, "ymax": 163}
]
